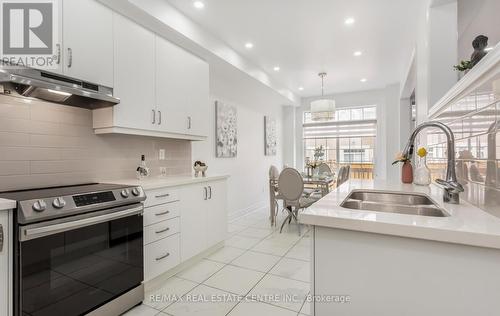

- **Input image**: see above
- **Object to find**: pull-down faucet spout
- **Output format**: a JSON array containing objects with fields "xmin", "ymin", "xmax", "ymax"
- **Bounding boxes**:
[{"xmin": 402, "ymin": 121, "xmax": 464, "ymax": 204}]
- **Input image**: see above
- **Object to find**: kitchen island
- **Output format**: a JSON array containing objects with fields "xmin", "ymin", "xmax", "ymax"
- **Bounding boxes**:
[{"xmin": 300, "ymin": 179, "xmax": 500, "ymax": 316}]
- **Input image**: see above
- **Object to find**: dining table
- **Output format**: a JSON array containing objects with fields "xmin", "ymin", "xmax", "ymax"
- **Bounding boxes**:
[{"xmin": 302, "ymin": 174, "xmax": 336, "ymax": 197}]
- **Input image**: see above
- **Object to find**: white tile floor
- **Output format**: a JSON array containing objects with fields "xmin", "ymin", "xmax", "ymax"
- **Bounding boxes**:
[{"xmin": 123, "ymin": 207, "xmax": 311, "ymax": 316}]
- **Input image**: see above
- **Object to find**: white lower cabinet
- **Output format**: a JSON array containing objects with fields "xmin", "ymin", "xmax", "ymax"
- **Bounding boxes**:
[
  {"xmin": 205, "ymin": 181, "xmax": 228, "ymax": 248},
  {"xmin": 143, "ymin": 179, "xmax": 227, "ymax": 282},
  {"xmin": 144, "ymin": 234, "xmax": 180, "ymax": 281},
  {"xmin": 0, "ymin": 211, "xmax": 10, "ymax": 316}
]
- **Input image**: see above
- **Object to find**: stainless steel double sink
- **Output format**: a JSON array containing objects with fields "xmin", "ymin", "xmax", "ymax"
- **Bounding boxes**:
[{"xmin": 340, "ymin": 190, "xmax": 449, "ymax": 217}]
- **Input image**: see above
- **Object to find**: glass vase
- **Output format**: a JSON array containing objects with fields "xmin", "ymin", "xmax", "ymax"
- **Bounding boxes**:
[{"xmin": 413, "ymin": 156, "xmax": 431, "ymax": 186}]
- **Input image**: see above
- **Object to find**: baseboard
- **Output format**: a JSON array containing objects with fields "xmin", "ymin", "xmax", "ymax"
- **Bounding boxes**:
[
  {"xmin": 144, "ymin": 241, "xmax": 224, "ymax": 293},
  {"xmin": 228, "ymin": 200, "xmax": 266, "ymax": 222}
]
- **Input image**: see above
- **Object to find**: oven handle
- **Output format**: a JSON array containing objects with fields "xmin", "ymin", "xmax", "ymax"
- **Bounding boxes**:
[{"xmin": 20, "ymin": 206, "xmax": 143, "ymax": 242}]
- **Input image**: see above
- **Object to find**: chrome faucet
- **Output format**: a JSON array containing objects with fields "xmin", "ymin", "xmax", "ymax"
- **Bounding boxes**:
[{"xmin": 402, "ymin": 121, "xmax": 464, "ymax": 204}]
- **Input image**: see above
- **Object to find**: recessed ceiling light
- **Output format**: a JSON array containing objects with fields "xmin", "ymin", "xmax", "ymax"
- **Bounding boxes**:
[
  {"xmin": 298, "ymin": 87, "xmax": 304, "ymax": 91},
  {"xmin": 360, "ymin": 78, "xmax": 367, "ymax": 82},
  {"xmin": 485, "ymin": 47, "xmax": 493, "ymax": 51},
  {"xmin": 245, "ymin": 42, "xmax": 254, "ymax": 49},
  {"xmin": 353, "ymin": 51, "xmax": 362, "ymax": 56},
  {"xmin": 273, "ymin": 66, "xmax": 280, "ymax": 72},
  {"xmin": 193, "ymin": 1, "xmax": 204, "ymax": 9},
  {"xmin": 344, "ymin": 17, "xmax": 355, "ymax": 25}
]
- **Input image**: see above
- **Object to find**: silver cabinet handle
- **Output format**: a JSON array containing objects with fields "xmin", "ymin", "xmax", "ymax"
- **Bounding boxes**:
[
  {"xmin": 187, "ymin": 116, "xmax": 192, "ymax": 129},
  {"xmin": 0, "ymin": 224, "xmax": 3, "ymax": 252},
  {"xmin": 67, "ymin": 48, "xmax": 72, "ymax": 68},
  {"xmin": 208, "ymin": 186, "xmax": 212, "ymax": 199},
  {"xmin": 55, "ymin": 44, "xmax": 61, "ymax": 64},
  {"xmin": 155, "ymin": 227, "xmax": 170, "ymax": 234},
  {"xmin": 152, "ymin": 109, "xmax": 156, "ymax": 124},
  {"xmin": 155, "ymin": 193, "xmax": 170, "ymax": 198},
  {"xmin": 156, "ymin": 252, "xmax": 170, "ymax": 261},
  {"xmin": 204, "ymin": 187, "xmax": 208, "ymax": 200},
  {"xmin": 158, "ymin": 110, "xmax": 161, "ymax": 125},
  {"xmin": 155, "ymin": 210, "xmax": 170, "ymax": 216}
]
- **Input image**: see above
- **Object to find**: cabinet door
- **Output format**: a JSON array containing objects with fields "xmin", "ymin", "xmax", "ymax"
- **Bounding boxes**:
[
  {"xmin": 62, "ymin": 0, "xmax": 114, "ymax": 86},
  {"xmin": 206, "ymin": 181, "xmax": 227, "ymax": 247},
  {"xmin": 155, "ymin": 35, "xmax": 189, "ymax": 134},
  {"xmin": 112, "ymin": 13, "xmax": 156, "ymax": 130},
  {"xmin": 180, "ymin": 184, "xmax": 208, "ymax": 261},
  {"xmin": 185, "ymin": 57, "xmax": 209, "ymax": 137},
  {"xmin": 0, "ymin": 212, "xmax": 9, "ymax": 316}
]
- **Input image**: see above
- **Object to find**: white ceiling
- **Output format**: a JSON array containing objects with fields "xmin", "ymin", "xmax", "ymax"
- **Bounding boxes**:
[{"xmin": 165, "ymin": 0, "xmax": 424, "ymax": 97}]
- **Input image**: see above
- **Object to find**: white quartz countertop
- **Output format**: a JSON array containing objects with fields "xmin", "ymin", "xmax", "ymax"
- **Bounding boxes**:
[
  {"xmin": 0, "ymin": 198, "xmax": 16, "ymax": 211},
  {"xmin": 300, "ymin": 179, "xmax": 500, "ymax": 250},
  {"xmin": 104, "ymin": 175, "xmax": 230, "ymax": 190}
]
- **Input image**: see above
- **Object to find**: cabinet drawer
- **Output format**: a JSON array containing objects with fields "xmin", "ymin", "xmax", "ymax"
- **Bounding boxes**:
[
  {"xmin": 144, "ymin": 187, "xmax": 179, "ymax": 207},
  {"xmin": 144, "ymin": 233, "xmax": 180, "ymax": 281},
  {"xmin": 144, "ymin": 202, "xmax": 180, "ymax": 226},
  {"xmin": 144, "ymin": 217, "xmax": 180, "ymax": 245}
]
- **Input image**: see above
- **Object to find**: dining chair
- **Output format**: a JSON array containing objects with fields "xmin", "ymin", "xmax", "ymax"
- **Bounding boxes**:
[
  {"xmin": 317, "ymin": 163, "xmax": 332, "ymax": 176},
  {"xmin": 269, "ymin": 165, "xmax": 283, "ymax": 226},
  {"xmin": 337, "ymin": 166, "xmax": 346, "ymax": 187},
  {"xmin": 278, "ymin": 168, "xmax": 317, "ymax": 234}
]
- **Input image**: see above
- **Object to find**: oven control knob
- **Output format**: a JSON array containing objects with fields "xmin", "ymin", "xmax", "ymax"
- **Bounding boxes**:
[
  {"xmin": 32, "ymin": 200, "xmax": 47, "ymax": 212},
  {"xmin": 52, "ymin": 197, "xmax": 66, "ymax": 209},
  {"xmin": 131, "ymin": 187, "xmax": 141, "ymax": 196},
  {"xmin": 120, "ymin": 189, "xmax": 130, "ymax": 198}
]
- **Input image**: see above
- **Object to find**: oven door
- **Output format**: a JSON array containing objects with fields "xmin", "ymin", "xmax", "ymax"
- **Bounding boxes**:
[{"xmin": 16, "ymin": 204, "xmax": 143, "ymax": 316}]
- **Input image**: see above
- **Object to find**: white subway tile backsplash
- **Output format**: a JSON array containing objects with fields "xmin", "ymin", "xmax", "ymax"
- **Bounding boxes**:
[
  {"xmin": 0, "ymin": 118, "xmax": 31, "ymax": 133},
  {"xmin": 0, "ymin": 96, "xmax": 191, "ymax": 191},
  {"xmin": 0, "ymin": 161, "xmax": 30, "ymax": 176},
  {"xmin": 0, "ymin": 98, "xmax": 30, "ymax": 119},
  {"xmin": 0, "ymin": 132, "xmax": 30, "ymax": 147},
  {"xmin": 0, "ymin": 147, "xmax": 61, "ymax": 161},
  {"xmin": 428, "ymin": 75, "xmax": 500, "ymax": 217}
]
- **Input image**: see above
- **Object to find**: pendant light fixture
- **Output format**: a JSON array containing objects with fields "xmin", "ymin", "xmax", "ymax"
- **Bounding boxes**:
[{"xmin": 310, "ymin": 72, "xmax": 335, "ymax": 121}]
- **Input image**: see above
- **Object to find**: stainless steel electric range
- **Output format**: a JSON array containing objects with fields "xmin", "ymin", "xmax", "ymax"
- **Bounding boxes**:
[{"xmin": 0, "ymin": 183, "xmax": 146, "ymax": 316}]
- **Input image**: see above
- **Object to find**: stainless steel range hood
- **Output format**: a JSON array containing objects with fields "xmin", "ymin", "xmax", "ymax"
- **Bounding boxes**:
[{"xmin": 0, "ymin": 65, "xmax": 120, "ymax": 109}]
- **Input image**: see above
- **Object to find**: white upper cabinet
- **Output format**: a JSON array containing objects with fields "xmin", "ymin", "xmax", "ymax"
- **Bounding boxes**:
[
  {"xmin": 111, "ymin": 13, "xmax": 155, "ymax": 130},
  {"xmin": 91, "ymin": 3, "xmax": 209, "ymax": 140},
  {"xmin": 62, "ymin": 0, "xmax": 114, "ymax": 87},
  {"xmin": 155, "ymin": 35, "xmax": 191, "ymax": 135},
  {"xmin": 185, "ymin": 56, "xmax": 209, "ymax": 137}
]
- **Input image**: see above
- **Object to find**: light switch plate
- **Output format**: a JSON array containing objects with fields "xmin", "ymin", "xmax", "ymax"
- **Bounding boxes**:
[{"xmin": 159, "ymin": 149, "xmax": 165, "ymax": 160}]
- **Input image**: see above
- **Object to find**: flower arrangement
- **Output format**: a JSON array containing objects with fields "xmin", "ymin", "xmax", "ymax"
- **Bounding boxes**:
[
  {"xmin": 306, "ymin": 160, "xmax": 322, "ymax": 169},
  {"xmin": 313, "ymin": 145, "xmax": 325, "ymax": 161},
  {"xmin": 392, "ymin": 152, "xmax": 410, "ymax": 165}
]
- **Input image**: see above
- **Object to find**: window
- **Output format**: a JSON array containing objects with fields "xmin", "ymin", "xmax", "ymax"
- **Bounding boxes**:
[{"xmin": 303, "ymin": 105, "xmax": 377, "ymax": 179}]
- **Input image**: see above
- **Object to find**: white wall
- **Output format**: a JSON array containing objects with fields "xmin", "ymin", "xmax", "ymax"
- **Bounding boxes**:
[
  {"xmin": 458, "ymin": 0, "xmax": 500, "ymax": 62},
  {"xmin": 192, "ymin": 63, "xmax": 289, "ymax": 219},
  {"xmin": 295, "ymin": 87, "xmax": 402, "ymax": 182},
  {"xmin": 429, "ymin": 2, "xmax": 458, "ymax": 107}
]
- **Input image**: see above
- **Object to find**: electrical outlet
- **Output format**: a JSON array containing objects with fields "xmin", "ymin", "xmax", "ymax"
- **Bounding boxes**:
[
  {"xmin": 159, "ymin": 149, "xmax": 165, "ymax": 160},
  {"xmin": 160, "ymin": 167, "xmax": 167, "ymax": 176}
]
